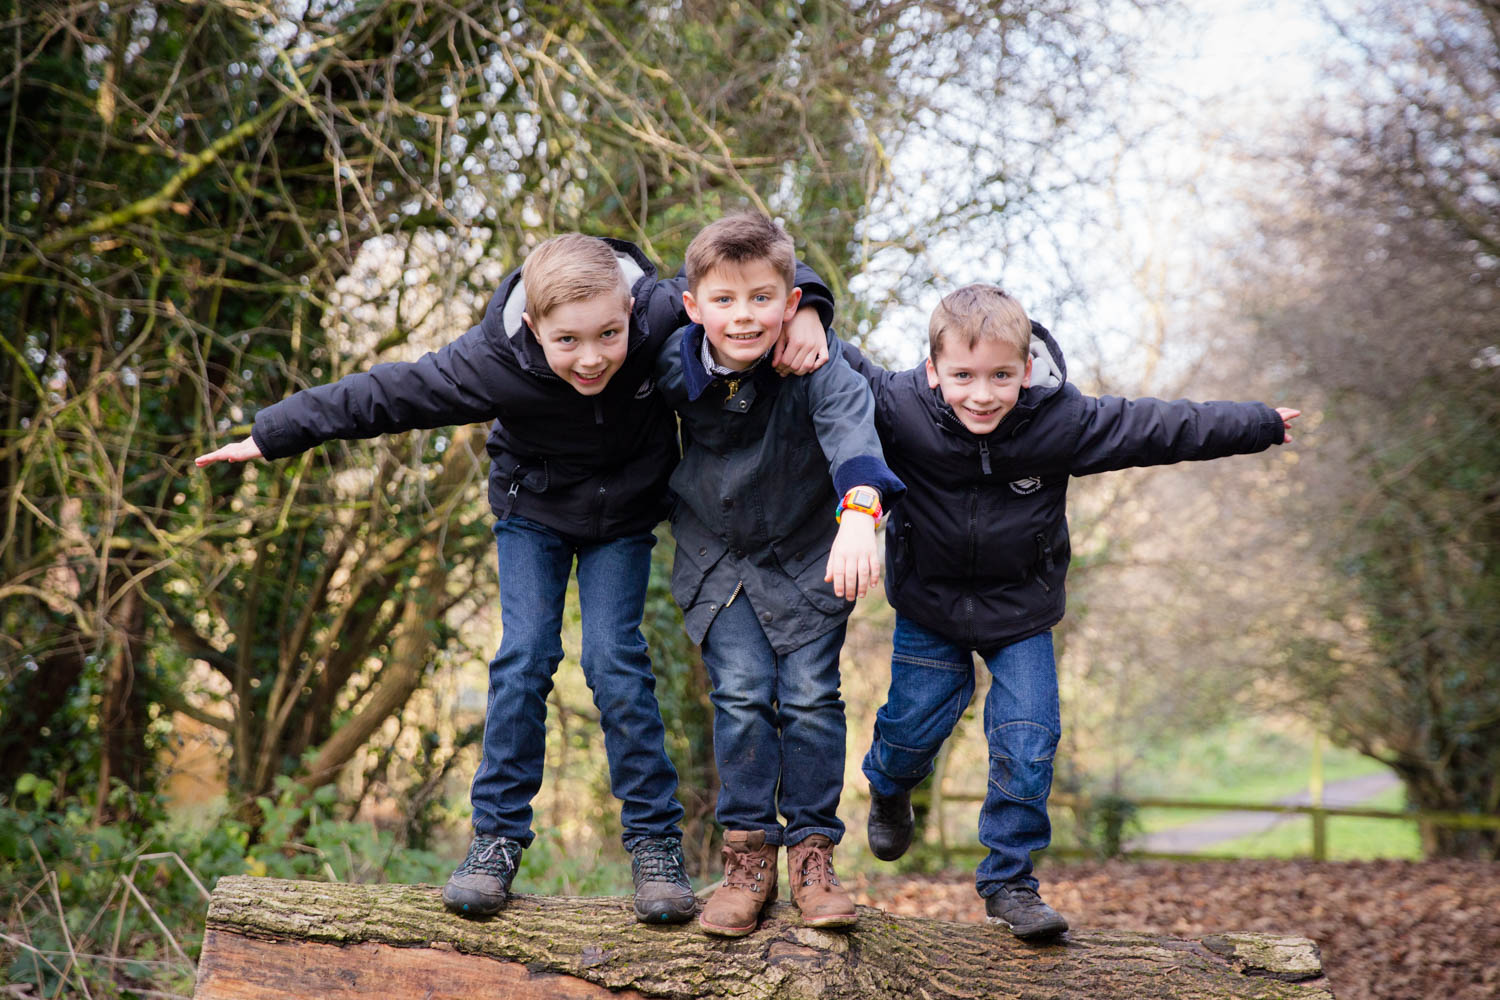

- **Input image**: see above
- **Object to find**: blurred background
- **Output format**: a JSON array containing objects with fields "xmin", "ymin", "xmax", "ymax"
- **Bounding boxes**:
[{"xmin": 1, "ymin": 0, "xmax": 1495, "ymax": 996}]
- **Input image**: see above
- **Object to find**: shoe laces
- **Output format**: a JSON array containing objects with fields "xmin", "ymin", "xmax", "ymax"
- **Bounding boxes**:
[
  {"xmin": 795, "ymin": 840, "xmax": 840, "ymax": 888},
  {"xmin": 722, "ymin": 843, "xmax": 771, "ymax": 892},
  {"xmin": 454, "ymin": 834, "xmax": 522, "ymax": 880},
  {"xmin": 633, "ymin": 836, "xmax": 688, "ymax": 883},
  {"xmin": 1002, "ymin": 884, "xmax": 1044, "ymax": 908}
]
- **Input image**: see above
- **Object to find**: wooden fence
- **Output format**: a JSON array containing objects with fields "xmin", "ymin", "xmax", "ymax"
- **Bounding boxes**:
[{"xmin": 933, "ymin": 791, "xmax": 1500, "ymax": 862}]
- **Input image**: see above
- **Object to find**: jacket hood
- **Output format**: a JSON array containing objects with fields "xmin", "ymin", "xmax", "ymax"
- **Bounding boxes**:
[
  {"xmin": 480, "ymin": 237, "xmax": 658, "ymax": 376},
  {"xmin": 926, "ymin": 319, "xmax": 1068, "ymax": 435}
]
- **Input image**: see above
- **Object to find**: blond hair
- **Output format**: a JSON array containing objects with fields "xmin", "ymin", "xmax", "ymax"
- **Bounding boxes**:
[
  {"xmin": 928, "ymin": 284, "xmax": 1031, "ymax": 362},
  {"xmin": 684, "ymin": 212, "xmax": 796, "ymax": 293},
  {"xmin": 522, "ymin": 234, "xmax": 630, "ymax": 319}
]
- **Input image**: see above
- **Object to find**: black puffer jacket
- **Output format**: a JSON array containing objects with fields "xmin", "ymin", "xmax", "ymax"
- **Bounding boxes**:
[
  {"xmin": 842, "ymin": 324, "xmax": 1286, "ymax": 649},
  {"xmin": 251, "ymin": 240, "xmax": 833, "ymax": 541}
]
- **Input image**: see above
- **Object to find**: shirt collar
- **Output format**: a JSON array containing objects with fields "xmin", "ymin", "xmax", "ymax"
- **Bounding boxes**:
[{"xmin": 681, "ymin": 324, "xmax": 771, "ymax": 402}]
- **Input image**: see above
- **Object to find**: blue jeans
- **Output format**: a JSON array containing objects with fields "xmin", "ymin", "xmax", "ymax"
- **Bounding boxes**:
[
  {"xmin": 862, "ymin": 615, "xmax": 1059, "ymax": 895},
  {"xmin": 699, "ymin": 596, "xmax": 847, "ymax": 846},
  {"xmin": 469, "ymin": 517, "xmax": 684, "ymax": 850}
]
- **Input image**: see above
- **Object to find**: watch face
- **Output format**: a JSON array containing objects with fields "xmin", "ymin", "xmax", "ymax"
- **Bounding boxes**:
[{"xmin": 849, "ymin": 487, "xmax": 877, "ymax": 508}]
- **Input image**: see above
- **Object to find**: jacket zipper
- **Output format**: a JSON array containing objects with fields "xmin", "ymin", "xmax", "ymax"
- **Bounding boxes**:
[
  {"xmin": 1035, "ymin": 533, "xmax": 1054, "ymax": 592},
  {"xmin": 978, "ymin": 439, "xmax": 992, "ymax": 475},
  {"xmin": 591, "ymin": 482, "xmax": 607, "ymax": 537},
  {"xmin": 967, "ymin": 486, "xmax": 980, "ymax": 644}
]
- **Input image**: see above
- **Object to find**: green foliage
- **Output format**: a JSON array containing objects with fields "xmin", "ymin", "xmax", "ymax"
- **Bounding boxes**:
[
  {"xmin": 0, "ymin": 791, "xmax": 452, "ymax": 997},
  {"xmin": 515, "ymin": 829, "xmax": 634, "ymax": 897}
]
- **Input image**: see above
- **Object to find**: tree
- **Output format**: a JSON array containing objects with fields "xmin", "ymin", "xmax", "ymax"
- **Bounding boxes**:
[
  {"xmin": 1225, "ymin": 0, "xmax": 1500, "ymax": 855},
  {"xmin": 1, "ymin": 0, "xmax": 1169, "ymax": 832}
]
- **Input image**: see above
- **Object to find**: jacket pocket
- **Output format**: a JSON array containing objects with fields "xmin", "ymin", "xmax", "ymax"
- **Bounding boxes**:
[
  {"xmin": 668, "ymin": 516, "xmax": 723, "ymax": 611},
  {"xmin": 1032, "ymin": 533, "xmax": 1055, "ymax": 592},
  {"xmin": 775, "ymin": 538, "xmax": 847, "ymax": 616}
]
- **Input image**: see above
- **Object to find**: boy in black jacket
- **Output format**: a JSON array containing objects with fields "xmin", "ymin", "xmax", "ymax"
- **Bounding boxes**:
[
  {"xmin": 196, "ymin": 234, "xmax": 834, "ymax": 922},
  {"xmin": 842, "ymin": 284, "xmax": 1298, "ymax": 938}
]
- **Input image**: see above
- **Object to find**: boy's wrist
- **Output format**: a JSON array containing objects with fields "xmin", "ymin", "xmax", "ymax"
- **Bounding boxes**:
[{"xmin": 836, "ymin": 485, "xmax": 881, "ymax": 523}]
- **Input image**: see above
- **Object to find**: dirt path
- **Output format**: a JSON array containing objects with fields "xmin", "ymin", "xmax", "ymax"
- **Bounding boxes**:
[{"xmin": 1129, "ymin": 772, "xmax": 1402, "ymax": 853}]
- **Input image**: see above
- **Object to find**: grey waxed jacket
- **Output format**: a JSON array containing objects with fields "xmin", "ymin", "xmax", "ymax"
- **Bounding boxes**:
[{"xmin": 656, "ymin": 326, "xmax": 904, "ymax": 653}]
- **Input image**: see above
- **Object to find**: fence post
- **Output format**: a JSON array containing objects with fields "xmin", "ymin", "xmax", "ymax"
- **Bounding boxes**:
[{"xmin": 1309, "ymin": 733, "xmax": 1326, "ymax": 861}]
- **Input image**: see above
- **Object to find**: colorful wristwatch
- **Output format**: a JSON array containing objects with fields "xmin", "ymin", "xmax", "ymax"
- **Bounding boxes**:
[{"xmin": 836, "ymin": 485, "xmax": 882, "ymax": 524}]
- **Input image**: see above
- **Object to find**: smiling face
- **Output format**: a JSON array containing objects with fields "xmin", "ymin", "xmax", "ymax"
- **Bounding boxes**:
[
  {"xmin": 682, "ymin": 259, "xmax": 802, "ymax": 372},
  {"xmin": 926, "ymin": 337, "xmax": 1033, "ymax": 434},
  {"xmin": 525, "ymin": 292, "xmax": 633, "ymax": 395}
]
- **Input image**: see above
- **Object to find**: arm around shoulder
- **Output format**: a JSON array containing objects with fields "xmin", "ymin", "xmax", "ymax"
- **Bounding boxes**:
[{"xmin": 805, "ymin": 353, "xmax": 905, "ymax": 504}]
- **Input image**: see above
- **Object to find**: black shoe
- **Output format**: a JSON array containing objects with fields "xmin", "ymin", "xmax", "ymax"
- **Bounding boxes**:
[
  {"xmin": 442, "ymin": 834, "xmax": 523, "ymax": 917},
  {"xmin": 630, "ymin": 835, "xmax": 697, "ymax": 924},
  {"xmin": 867, "ymin": 788, "xmax": 915, "ymax": 861},
  {"xmin": 984, "ymin": 882, "xmax": 1069, "ymax": 940}
]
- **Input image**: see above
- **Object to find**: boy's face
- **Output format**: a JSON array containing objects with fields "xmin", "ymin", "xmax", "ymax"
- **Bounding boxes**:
[
  {"xmin": 682, "ymin": 260, "xmax": 802, "ymax": 372},
  {"xmin": 525, "ymin": 293, "xmax": 633, "ymax": 395},
  {"xmin": 926, "ymin": 338, "xmax": 1032, "ymax": 435}
]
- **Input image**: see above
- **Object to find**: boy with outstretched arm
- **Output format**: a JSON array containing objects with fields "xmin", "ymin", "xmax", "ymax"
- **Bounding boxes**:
[
  {"xmin": 653, "ymin": 212, "xmax": 904, "ymax": 937},
  {"xmin": 842, "ymin": 284, "xmax": 1299, "ymax": 939},
  {"xmin": 196, "ymin": 234, "xmax": 835, "ymax": 923}
]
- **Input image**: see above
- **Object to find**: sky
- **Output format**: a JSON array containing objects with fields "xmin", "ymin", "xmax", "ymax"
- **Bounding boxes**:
[{"xmin": 860, "ymin": 0, "xmax": 1345, "ymax": 382}]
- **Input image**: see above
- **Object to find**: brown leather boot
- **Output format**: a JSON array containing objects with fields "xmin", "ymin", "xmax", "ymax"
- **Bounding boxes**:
[
  {"xmin": 699, "ymin": 830, "xmax": 779, "ymax": 937},
  {"xmin": 786, "ymin": 834, "xmax": 857, "ymax": 929}
]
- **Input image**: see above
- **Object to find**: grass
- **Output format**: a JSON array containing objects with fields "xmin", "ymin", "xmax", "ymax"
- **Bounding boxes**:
[
  {"xmin": 1107, "ymin": 719, "xmax": 1420, "ymax": 860},
  {"xmin": 1208, "ymin": 783, "xmax": 1423, "ymax": 860}
]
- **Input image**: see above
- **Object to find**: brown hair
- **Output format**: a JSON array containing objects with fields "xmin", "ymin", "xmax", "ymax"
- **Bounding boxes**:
[
  {"xmin": 684, "ymin": 212, "xmax": 796, "ymax": 293},
  {"xmin": 928, "ymin": 284, "xmax": 1031, "ymax": 362},
  {"xmin": 522, "ymin": 234, "xmax": 630, "ymax": 319}
]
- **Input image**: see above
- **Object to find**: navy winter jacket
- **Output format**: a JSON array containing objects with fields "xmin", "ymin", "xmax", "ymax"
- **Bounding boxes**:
[
  {"xmin": 842, "ymin": 323, "xmax": 1286, "ymax": 649},
  {"xmin": 250, "ymin": 240, "xmax": 834, "ymax": 542}
]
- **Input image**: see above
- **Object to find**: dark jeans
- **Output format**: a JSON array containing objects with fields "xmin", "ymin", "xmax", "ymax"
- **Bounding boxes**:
[
  {"xmin": 862, "ymin": 614, "xmax": 1059, "ymax": 894},
  {"xmin": 699, "ymin": 596, "xmax": 848, "ymax": 846},
  {"xmin": 469, "ymin": 516, "xmax": 683, "ymax": 850}
]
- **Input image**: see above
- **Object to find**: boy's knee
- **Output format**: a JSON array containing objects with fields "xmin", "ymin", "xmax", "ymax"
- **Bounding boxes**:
[
  {"xmin": 492, "ymin": 629, "xmax": 565, "ymax": 673},
  {"xmin": 871, "ymin": 735, "xmax": 937, "ymax": 782},
  {"xmin": 986, "ymin": 721, "xmax": 1058, "ymax": 802}
]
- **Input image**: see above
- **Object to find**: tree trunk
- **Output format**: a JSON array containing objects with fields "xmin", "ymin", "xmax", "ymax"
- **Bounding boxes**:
[
  {"xmin": 195, "ymin": 877, "xmax": 1333, "ymax": 1000},
  {"xmin": 96, "ymin": 583, "xmax": 151, "ymax": 820}
]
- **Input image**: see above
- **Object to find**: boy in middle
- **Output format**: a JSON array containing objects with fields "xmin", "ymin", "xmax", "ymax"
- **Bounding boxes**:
[{"xmin": 654, "ymin": 212, "xmax": 904, "ymax": 937}]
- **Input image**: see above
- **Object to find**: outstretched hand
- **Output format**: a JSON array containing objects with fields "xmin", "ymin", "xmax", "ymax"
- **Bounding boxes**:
[
  {"xmin": 1277, "ymin": 407, "xmax": 1302, "ymax": 444},
  {"xmin": 195, "ymin": 436, "xmax": 263, "ymax": 466}
]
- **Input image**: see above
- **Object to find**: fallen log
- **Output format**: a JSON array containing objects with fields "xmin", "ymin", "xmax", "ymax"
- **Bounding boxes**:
[{"xmin": 195, "ymin": 876, "xmax": 1334, "ymax": 999}]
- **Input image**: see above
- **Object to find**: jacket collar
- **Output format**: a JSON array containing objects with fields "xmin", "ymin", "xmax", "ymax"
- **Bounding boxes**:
[{"xmin": 680, "ymin": 324, "xmax": 772, "ymax": 402}]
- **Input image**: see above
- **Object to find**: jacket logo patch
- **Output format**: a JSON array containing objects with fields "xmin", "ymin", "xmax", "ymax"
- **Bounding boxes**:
[
  {"xmin": 1009, "ymin": 476, "xmax": 1042, "ymax": 495},
  {"xmin": 634, "ymin": 377, "xmax": 655, "ymax": 399}
]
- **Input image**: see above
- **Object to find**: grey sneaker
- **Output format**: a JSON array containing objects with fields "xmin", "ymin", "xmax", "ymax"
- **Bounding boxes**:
[
  {"xmin": 442, "ymin": 834, "xmax": 523, "ymax": 917},
  {"xmin": 984, "ymin": 882, "xmax": 1069, "ymax": 940},
  {"xmin": 867, "ymin": 787, "xmax": 915, "ymax": 861},
  {"xmin": 630, "ymin": 835, "xmax": 697, "ymax": 924}
]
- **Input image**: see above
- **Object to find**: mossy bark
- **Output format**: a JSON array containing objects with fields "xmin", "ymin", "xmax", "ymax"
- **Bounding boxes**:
[{"xmin": 196, "ymin": 876, "xmax": 1335, "ymax": 999}]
